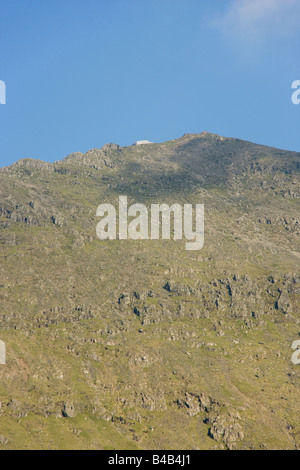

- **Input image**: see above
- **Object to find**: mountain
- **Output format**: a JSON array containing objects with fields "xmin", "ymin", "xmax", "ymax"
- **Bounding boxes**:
[{"xmin": 0, "ymin": 132, "xmax": 299, "ymax": 450}]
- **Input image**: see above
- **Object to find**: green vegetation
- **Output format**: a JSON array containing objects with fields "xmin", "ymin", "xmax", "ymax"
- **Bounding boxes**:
[{"xmin": 0, "ymin": 133, "xmax": 299, "ymax": 449}]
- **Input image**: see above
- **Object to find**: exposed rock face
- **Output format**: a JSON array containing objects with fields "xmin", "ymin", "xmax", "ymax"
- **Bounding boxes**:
[
  {"xmin": 62, "ymin": 402, "xmax": 76, "ymax": 418},
  {"xmin": 0, "ymin": 436, "xmax": 8, "ymax": 445},
  {"xmin": 178, "ymin": 392, "xmax": 219, "ymax": 416},
  {"xmin": 208, "ymin": 414, "xmax": 245, "ymax": 450}
]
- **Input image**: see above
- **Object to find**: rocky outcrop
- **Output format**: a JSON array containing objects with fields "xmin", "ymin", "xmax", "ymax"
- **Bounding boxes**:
[{"xmin": 207, "ymin": 412, "xmax": 245, "ymax": 450}]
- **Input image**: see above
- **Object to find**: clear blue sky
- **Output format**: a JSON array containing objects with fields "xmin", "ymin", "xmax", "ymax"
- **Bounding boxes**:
[{"xmin": 0, "ymin": 0, "xmax": 300, "ymax": 166}]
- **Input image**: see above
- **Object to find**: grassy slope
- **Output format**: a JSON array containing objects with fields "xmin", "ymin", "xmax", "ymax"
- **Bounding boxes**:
[{"xmin": 0, "ymin": 133, "xmax": 299, "ymax": 449}]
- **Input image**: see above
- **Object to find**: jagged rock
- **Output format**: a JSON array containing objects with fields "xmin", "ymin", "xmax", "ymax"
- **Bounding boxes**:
[
  {"xmin": 62, "ymin": 402, "xmax": 76, "ymax": 418},
  {"xmin": 208, "ymin": 413, "xmax": 244, "ymax": 449},
  {"xmin": 276, "ymin": 291, "xmax": 292, "ymax": 314},
  {"xmin": 0, "ymin": 435, "xmax": 8, "ymax": 445}
]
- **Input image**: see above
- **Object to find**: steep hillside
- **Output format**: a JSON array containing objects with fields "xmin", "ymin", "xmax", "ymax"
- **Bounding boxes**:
[{"xmin": 0, "ymin": 132, "xmax": 299, "ymax": 450}]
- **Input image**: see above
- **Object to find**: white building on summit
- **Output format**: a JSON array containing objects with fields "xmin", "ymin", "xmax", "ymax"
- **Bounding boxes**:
[{"xmin": 133, "ymin": 140, "xmax": 153, "ymax": 146}]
